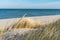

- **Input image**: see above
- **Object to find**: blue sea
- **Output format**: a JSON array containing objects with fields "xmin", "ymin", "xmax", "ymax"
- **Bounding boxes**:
[{"xmin": 0, "ymin": 9, "xmax": 60, "ymax": 19}]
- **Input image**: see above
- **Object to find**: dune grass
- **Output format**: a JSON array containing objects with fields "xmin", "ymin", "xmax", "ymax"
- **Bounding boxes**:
[
  {"xmin": 4, "ymin": 18, "xmax": 60, "ymax": 40},
  {"xmin": 1, "ymin": 16, "xmax": 60, "ymax": 40},
  {"xmin": 12, "ymin": 18, "xmax": 37, "ymax": 28},
  {"xmin": 5, "ymin": 17, "xmax": 40, "ymax": 31},
  {"xmin": 23, "ymin": 19, "xmax": 60, "ymax": 40}
]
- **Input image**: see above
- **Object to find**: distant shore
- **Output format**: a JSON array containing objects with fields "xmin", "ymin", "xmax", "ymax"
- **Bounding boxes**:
[{"xmin": 0, "ymin": 15, "xmax": 60, "ymax": 30}]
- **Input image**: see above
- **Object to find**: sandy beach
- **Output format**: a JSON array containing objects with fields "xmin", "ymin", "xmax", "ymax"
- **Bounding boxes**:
[{"xmin": 0, "ymin": 15, "xmax": 60, "ymax": 30}]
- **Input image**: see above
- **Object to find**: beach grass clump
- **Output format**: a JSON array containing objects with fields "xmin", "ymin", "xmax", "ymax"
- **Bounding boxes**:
[
  {"xmin": 5, "ymin": 19, "xmax": 60, "ymax": 40},
  {"xmin": 1, "ymin": 18, "xmax": 60, "ymax": 40},
  {"xmin": 11, "ymin": 18, "xmax": 40, "ymax": 29},
  {"xmin": 2, "ymin": 16, "xmax": 60, "ymax": 40},
  {"xmin": 3, "ymin": 17, "xmax": 40, "ymax": 33},
  {"xmin": 23, "ymin": 19, "xmax": 60, "ymax": 40}
]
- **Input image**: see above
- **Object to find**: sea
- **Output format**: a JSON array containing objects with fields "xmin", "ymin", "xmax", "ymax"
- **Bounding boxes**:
[{"xmin": 0, "ymin": 9, "xmax": 60, "ymax": 19}]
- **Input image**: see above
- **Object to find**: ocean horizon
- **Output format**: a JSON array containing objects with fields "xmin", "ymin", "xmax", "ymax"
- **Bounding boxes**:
[{"xmin": 0, "ymin": 9, "xmax": 60, "ymax": 19}]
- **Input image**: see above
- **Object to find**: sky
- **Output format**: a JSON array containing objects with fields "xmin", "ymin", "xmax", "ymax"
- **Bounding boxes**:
[{"xmin": 0, "ymin": 0, "xmax": 60, "ymax": 9}]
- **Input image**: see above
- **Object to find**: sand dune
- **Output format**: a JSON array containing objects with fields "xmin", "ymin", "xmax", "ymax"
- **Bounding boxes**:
[{"xmin": 0, "ymin": 15, "xmax": 60, "ymax": 30}]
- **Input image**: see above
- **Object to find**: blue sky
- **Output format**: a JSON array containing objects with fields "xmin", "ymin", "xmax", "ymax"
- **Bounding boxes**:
[{"xmin": 0, "ymin": 0, "xmax": 60, "ymax": 9}]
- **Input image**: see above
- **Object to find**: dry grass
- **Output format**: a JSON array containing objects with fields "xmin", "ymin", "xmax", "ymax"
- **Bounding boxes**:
[
  {"xmin": 11, "ymin": 18, "xmax": 40, "ymax": 29},
  {"xmin": 23, "ymin": 19, "xmax": 60, "ymax": 40},
  {"xmin": 4, "ymin": 19, "xmax": 60, "ymax": 40},
  {"xmin": 2, "ymin": 17, "xmax": 40, "ymax": 33},
  {"xmin": 1, "ymin": 18, "xmax": 60, "ymax": 40}
]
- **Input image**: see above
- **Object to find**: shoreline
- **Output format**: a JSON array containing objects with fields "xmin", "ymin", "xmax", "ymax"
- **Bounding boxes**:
[
  {"xmin": 0, "ymin": 15, "xmax": 60, "ymax": 30},
  {"xmin": 0, "ymin": 14, "xmax": 60, "ymax": 19}
]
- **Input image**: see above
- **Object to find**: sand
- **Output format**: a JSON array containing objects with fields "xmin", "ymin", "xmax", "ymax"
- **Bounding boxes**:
[{"xmin": 0, "ymin": 15, "xmax": 60, "ymax": 30}]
